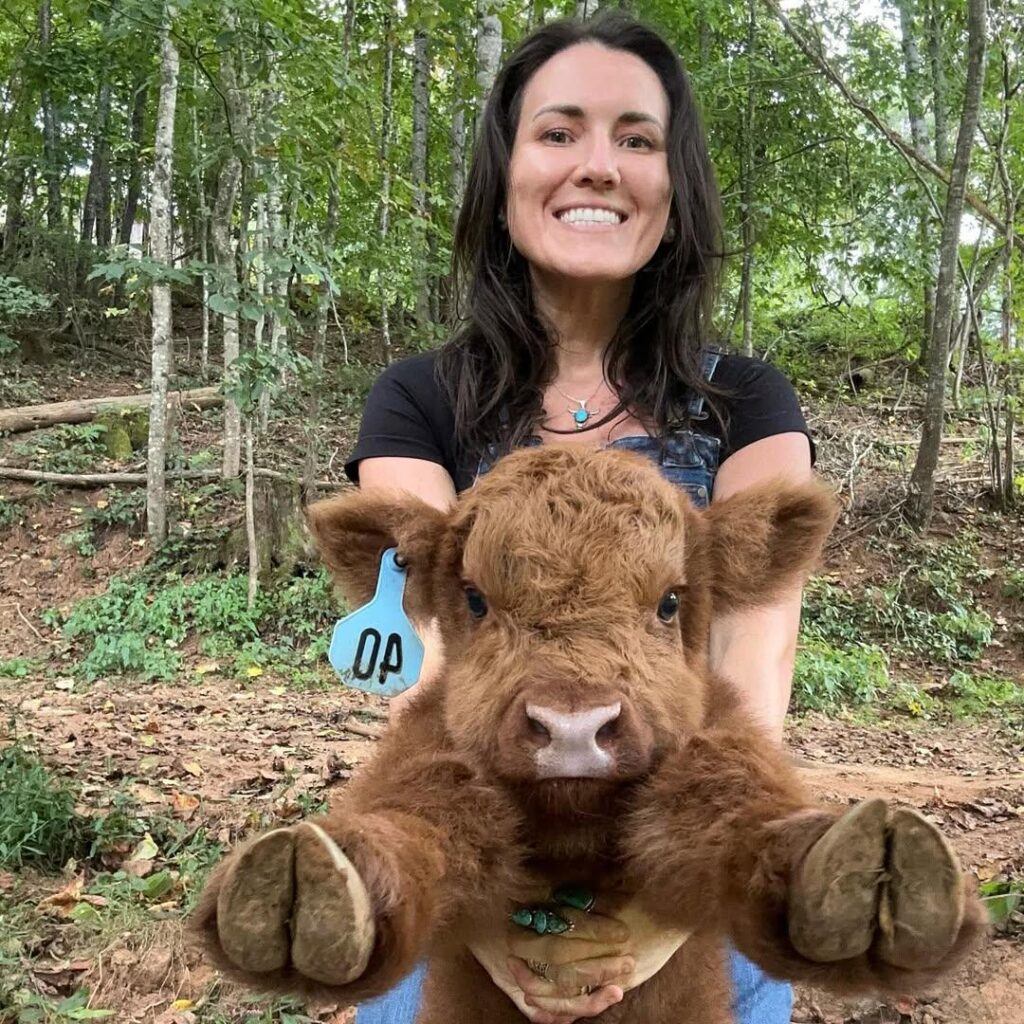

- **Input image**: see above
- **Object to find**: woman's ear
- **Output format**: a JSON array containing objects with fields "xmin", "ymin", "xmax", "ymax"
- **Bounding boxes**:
[
  {"xmin": 700, "ymin": 479, "xmax": 839, "ymax": 614},
  {"xmin": 306, "ymin": 489, "xmax": 449, "ymax": 609}
]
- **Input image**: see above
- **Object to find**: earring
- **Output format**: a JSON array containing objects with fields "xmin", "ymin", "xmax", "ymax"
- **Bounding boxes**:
[{"xmin": 662, "ymin": 220, "xmax": 677, "ymax": 243}]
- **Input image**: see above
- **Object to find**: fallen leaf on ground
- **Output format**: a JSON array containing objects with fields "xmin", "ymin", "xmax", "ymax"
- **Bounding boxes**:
[
  {"xmin": 171, "ymin": 791, "xmax": 199, "ymax": 818},
  {"xmin": 128, "ymin": 832, "xmax": 159, "ymax": 863},
  {"xmin": 38, "ymin": 875, "xmax": 85, "ymax": 915}
]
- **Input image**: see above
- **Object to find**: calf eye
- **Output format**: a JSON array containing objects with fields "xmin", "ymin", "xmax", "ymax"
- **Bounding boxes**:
[
  {"xmin": 465, "ymin": 587, "xmax": 489, "ymax": 619},
  {"xmin": 657, "ymin": 590, "xmax": 680, "ymax": 623}
]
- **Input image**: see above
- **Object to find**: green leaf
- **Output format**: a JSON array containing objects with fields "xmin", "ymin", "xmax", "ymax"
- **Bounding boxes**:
[{"xmin": 208, "ymin": 293, "xmax": 239, "ymax": 316}]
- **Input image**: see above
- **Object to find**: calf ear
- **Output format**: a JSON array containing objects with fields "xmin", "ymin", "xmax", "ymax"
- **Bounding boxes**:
[
  {"xmin": 306, "ymin": 489, "xmax": 448, "ymax": 608},
  {"xmin": 702, "ymin": 478, "xmax": 839, "ymax": 613}
]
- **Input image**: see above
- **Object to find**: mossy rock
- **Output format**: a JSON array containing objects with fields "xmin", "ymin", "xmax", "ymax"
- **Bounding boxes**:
[
  {"xmin": 126, "ymin": 411, "xmax": 149, "ymax": 448},
  {"xmin": 95, "ymin": 410, "xmax": 149, "ymax": 459}
]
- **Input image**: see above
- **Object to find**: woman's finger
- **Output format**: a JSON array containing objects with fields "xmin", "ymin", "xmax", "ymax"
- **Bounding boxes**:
[
  {"xmin": 508, "ymin": 954, "xmax": 635, "ymax": 996},
  {"xmin": 523, "ymin": 984, "xmax": 625, "ymax": 1020}
]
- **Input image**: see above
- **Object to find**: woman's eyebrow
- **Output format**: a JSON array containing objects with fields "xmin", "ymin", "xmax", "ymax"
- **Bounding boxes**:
[{"xmin": 531, "ymin": 103, "xmax": 663, "ymax": 131}]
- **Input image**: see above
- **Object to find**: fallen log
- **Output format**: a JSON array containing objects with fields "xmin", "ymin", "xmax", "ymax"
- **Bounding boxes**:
[
  {"xmin": 0, "ymin": 466, "xmax": 340, "ymax": 490},
  {"xmin": 0, "ymin": 387, "xmax": 223, "ymax": 435}
]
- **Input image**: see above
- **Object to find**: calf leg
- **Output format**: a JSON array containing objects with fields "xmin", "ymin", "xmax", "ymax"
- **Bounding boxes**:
[
  {"xmin": 193, "ymin": 757, "xmax": 522, "ymax": 1004},
  {"xmin": 624, "ymin": 729, "xmax": 987, "ymax": 998}
]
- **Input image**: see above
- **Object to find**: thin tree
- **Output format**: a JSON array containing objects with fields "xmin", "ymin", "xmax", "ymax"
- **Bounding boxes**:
[
  {"xmin": 907, "ymin": 0, "xmax": 988, "ymax": 526},
  {"xmin": 378, "ymin": 15, "xmax": 395, "ymax": 365},
  {"xmin": 412, "ymin": 26, "xmax": 431, "ymax": 334},
  {"xmin": 81, "ymin": 78, "xmax": 112, "ymax": 245},
  {"xmin": 738, "ymin": 0, "xmax": 757, "ymax": 357},
  {"xmin": 38, "ymin": 0, "xmax": 61, "ymax": 228},
  {"xmin": 146, "ymin": 2, "xmax": 179, "ymax": 545},
  {"xmin": 118, "ymin": 77, "xmax": 149, "ymax": 247},
  {"xmin": 213, "ymin": 16, "xmax": 244, "ymax": 479},
  {"xmin": 474, "ymin": 2, "xmax": 502, "ymax": 140},
  {"xmin": 896, "ymin": 0, "xmax": 937, "ymax": 359}
]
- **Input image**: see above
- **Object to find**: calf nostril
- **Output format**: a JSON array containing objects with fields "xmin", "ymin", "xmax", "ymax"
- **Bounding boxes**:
[
  {"xmin": 526, "ymin": 713, "xmax": 551, "ymax": 742},
  {"xmin": 596, "ymin": 716, "xmax": 619, "ymax": 742}
]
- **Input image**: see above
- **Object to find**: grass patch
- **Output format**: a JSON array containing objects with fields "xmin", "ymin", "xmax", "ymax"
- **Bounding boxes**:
[
  {"xmin": 0, "ymin": 744, "xmax": 86, "ymax": 870},
  {"xmin": 44, "ymin": 567, "xmax": 336, "ymax": 683},
  {"xmin": 792, "ymin": 640, "xmax": 889, "ymax": 715},
  {"xmin": 13, "ymin": 423, "xmax": 109, "ymax": 475},
  {"xmin": 0, "ymin": 657, "xmax": 41, "ymax": 679},
  {"xmin": 802, "ymin": 534, "xmax": 995, "ymax": 668}
]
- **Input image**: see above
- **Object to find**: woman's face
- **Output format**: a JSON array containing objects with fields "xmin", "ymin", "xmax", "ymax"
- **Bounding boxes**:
[{"xmin": 506, "ymin": 42, "xmax": 673, "ymax": 286}]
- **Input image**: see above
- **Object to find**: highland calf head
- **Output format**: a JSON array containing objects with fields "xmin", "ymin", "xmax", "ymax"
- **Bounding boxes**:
[{"xmin": 309, "ymin": 447, "xmax": 837, "ymax": 790}]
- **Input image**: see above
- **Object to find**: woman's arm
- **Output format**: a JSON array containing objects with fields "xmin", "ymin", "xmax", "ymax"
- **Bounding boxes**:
[
  {"xmin": 358, "ymin": 456, "xmax": 457, "ymax": 511},
  {"xmin": 709, "ymin": 432, "xmax": 813, "ymax": 742}
]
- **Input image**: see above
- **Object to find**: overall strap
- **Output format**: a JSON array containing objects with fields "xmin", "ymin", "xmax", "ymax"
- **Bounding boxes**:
[{"xmin": 687, "ymin": 348, "xmax": 722, "ymax": 421}]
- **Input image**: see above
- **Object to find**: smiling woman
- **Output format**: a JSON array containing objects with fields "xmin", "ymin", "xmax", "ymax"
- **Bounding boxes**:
[{"xmin": 351, "ymin": 10, "xmax": 815, "ymax": 1024}]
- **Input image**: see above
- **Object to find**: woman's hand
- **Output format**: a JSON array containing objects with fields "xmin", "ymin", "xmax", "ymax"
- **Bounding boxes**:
[{"xmin": 469, "ymin": 888, "xmax": 636, "ymax": 1024}]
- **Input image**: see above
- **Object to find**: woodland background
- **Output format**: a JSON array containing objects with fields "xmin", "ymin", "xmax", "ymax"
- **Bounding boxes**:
[{"xmin": 0, "ymin": 2, "xmax": 1022, "ymax": 1023}]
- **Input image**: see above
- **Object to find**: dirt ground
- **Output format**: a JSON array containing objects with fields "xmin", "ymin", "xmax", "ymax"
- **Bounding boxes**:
[{"xmin": 3, "ymin": 674, "xmax": 1021, "ymax": 1024}]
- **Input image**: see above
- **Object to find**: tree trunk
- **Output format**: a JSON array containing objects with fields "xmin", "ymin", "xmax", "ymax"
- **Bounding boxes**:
[
  {"xmin": 450, "ymin": 104, "xmax": 467, "ymax": 235},
  {"xmin": 379, "ymin": 17, "xmax": 395, "ymax": 365},
  {"xmin": 412, "ymin": 27, "xmax": 431, "ymax": 335},
  {"xmin": 118, "ymin": 78, "xmax": 149, "ymax": 246},
  {"xmin": 245, "ymin": 417, "xmax": 258, "ymax": 607},
  {"xmin": 896, "ymin": 0, "xmax": 937, "ymax": 364},
  {"xmin": 907, "ymin": 0, "xmax": 988, "ymax": 527},
  {"xmin": 739, "ymin": 0, "xmax": 757, "ymax": 358},
  {"xmin": 39, "ymin": 0, "xmax": 61, "ymax": 229},
  {"xmin": 146, "ymin": 6, "xmax": 179, "ymax": 545},
  {"xmin": 190, "ymin": 66, "xmax": 210, "ymax": 377},
  {"xmin": 474, "ymin": 3, "xmax": 503, "ymax": 140},
  {"xmin": 576, "ymin": 0, "xmax": 600, "ymax": 18},
  {"xmin": 926, "ymin": 0, "xmax": 950, "ymax": 167},
  {"xmin": 3, "ymin": 159, "xmax": 26, "ymax": 259},
  {"xmin": 213, "ymin": 19, "xmax": 245, "ymax": 479},
  {"xmin": 262, "ymin": 87, "xmax": 288, "ymax": 432},
  {"xmin": 82, "ymin": 79, "xmax": 112, "ymax": 245}
]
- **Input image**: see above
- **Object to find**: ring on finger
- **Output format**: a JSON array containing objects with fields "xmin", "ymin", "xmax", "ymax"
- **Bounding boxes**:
[
  {"xmin": 578, "ymin": 985, "xmax": 594, "ymax": 996},
  {"xmin": 527, "ymin": 959, "xmax": 552, "ymax": 981}
]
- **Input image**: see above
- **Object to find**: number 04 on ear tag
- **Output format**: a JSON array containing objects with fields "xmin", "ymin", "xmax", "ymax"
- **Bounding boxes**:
[{"xmin": 328, "ymin": 548, "xmax": 425, "ymax": 697}]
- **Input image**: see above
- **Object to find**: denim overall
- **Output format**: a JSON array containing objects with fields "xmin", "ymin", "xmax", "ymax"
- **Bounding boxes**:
[{"xmin": 359, "ymin": 351, "xmax": 793, "ymax": 1023}]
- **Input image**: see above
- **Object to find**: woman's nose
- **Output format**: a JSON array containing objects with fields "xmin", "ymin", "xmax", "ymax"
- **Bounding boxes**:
[{"xmin": 571, "ymin": 139, "xmax": 621, "ymax": 189}]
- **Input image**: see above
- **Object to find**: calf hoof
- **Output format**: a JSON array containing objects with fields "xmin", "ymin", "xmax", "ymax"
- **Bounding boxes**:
[
  {"xmin": 789, "ymin": 798, "xmax": 887, "ymax": 962},
  {"xmin": 216, "ymin": 822, "xmax": 376, "ymax": 985},
  {"xmin": 789, "ymin": 800, "xmax": 964, "ymax": 969},
  {"xmin": 876, "ymin": 808, "xmax": 964, "ymax": 969}
]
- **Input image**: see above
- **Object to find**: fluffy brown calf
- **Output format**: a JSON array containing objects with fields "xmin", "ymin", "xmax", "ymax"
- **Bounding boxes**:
[{"xmin": 194, "ymin": 446, "xmax": 985, "ymax": 1023}]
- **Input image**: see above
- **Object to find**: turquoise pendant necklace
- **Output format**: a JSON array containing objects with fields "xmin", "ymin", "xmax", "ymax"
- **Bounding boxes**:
[{"xmin": 552, "ymin": 379, "xmax": 605, "ymax": 431}]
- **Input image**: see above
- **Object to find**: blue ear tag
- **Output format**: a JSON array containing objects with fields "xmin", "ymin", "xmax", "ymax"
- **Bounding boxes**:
[{"xmin": 327, "ymin": 548, "xmax": 425, "ymax": 697}]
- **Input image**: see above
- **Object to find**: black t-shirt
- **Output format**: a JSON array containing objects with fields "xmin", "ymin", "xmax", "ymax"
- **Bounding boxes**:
[{"xmin": 345, "ymin": 350, "xmax": 814, "ymax": 493}]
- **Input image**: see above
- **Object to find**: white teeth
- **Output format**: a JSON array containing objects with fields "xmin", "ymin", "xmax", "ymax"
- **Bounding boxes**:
[{"xmin": 558, "ymin": 207, "xmax": 623, "ymax": 225}]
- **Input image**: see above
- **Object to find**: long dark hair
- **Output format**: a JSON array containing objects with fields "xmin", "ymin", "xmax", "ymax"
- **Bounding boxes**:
[{"xmin": 439, "ymin": 11, "xmax": 724, "ymax": 458}]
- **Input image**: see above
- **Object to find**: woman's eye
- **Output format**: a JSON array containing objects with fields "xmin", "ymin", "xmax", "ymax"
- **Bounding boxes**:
[
  {"xmin": 465, "ymin": 587, "xmax": 489, "ymax": 619},
  {"xmin": 621, "ymin": 135, "xmax": 653, "ymax": 149},
  {"xmin": 542, "ymin": 128, "xmax": 572, "ymax": 144},
  {"xmin": 657, "ymin": 591, "xmax": 680, "ymax": 623}
]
